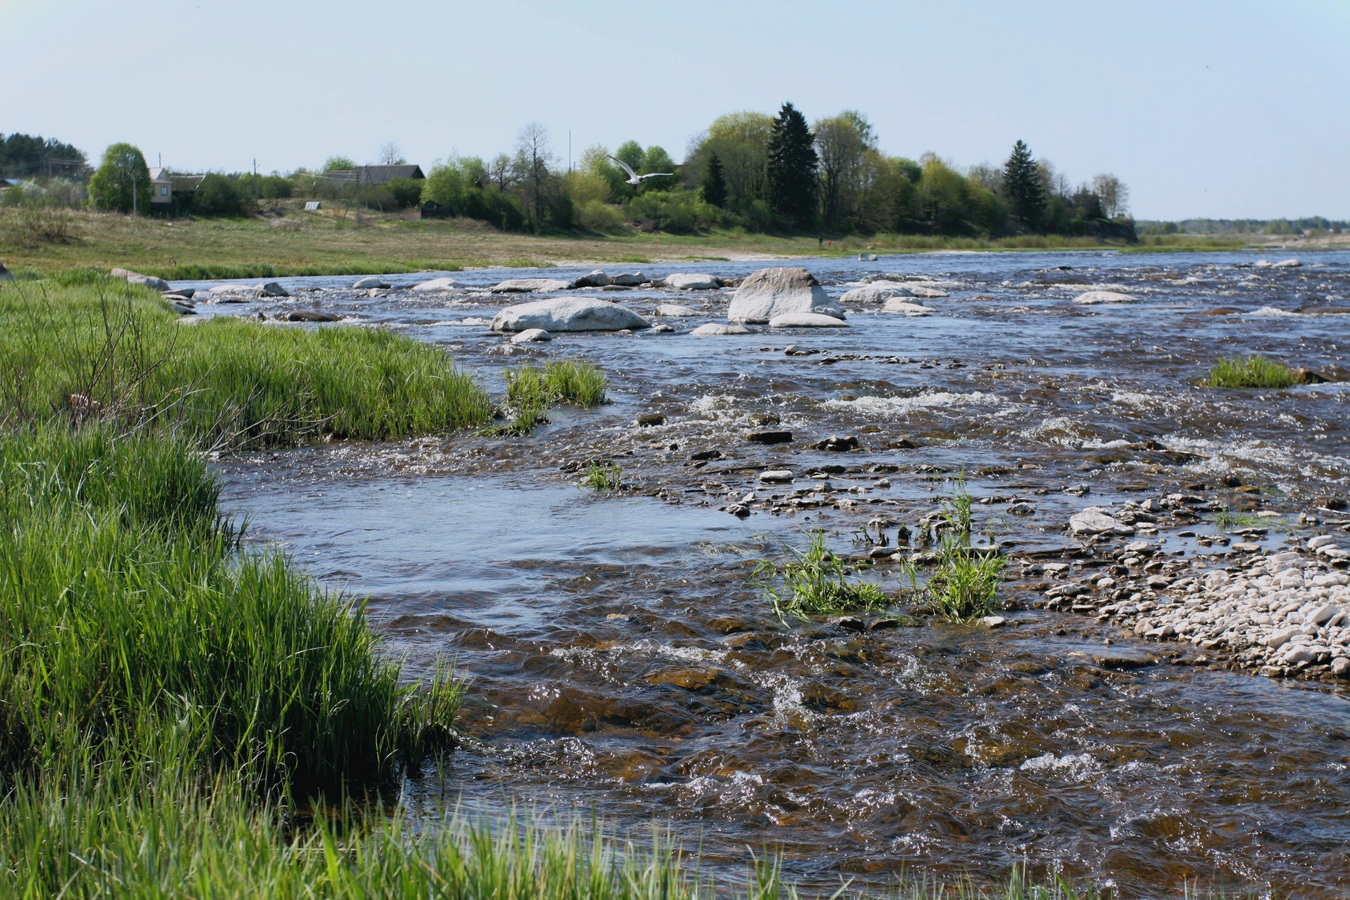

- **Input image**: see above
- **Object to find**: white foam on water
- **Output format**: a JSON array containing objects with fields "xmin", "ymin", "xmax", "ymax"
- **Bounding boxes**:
[
  {"xmin": 1164, "ymin": 435, "xmax": 1350, "ymax": 484},
  {"xmin": 822, "ymin": 390, "xmax": 998, "ymax": 419},
  {"xmin": 1019, "ymin": 752, "xmax": 1101, "ymax": 782},
  {"xmin": 1249, "ymin": 306, "xmax": 1301, "ymax": 317}
]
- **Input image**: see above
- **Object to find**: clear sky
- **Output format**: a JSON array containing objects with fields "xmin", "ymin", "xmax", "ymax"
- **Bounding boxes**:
[{"xmin": 3, "ymin": 0, "xmax": 1347, "ymax": 221}]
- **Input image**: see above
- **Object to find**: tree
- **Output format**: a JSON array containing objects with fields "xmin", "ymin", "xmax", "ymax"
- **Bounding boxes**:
[
  {"xmin": 322, "ymin": 155, "xmax": 355, "ymax": 172},
  {"xmin": 766, "ymin": 101, "xmax": 818, "ymax": 228},
  {"xmin": 378, "ymin": 142, "xmax": 406, "ymax": 166},
  {"xmin": 87, "ymin": 143, "xmax": 151, "ymax": 214},
  {"xmin": 513, "ymin": 122, "xmax": 553, "ymax": 232},
  {"xmin": 685, "ymin": 111, "xmax": 774, "ymax": 212},
  {"xmin": 814, "ymin": 110, "xmax": 874, "ymax": 231},
  {"xmin": 1091, "ymin": 173, "xmax": 1128, "ymax": 218},
  {"xmin": 1001, "ymin": 139, "xmax": 1045, "ymax": 231},
  {"xmin": 701, "ymin": 151, "xmax": 727, "ymax": 208}
]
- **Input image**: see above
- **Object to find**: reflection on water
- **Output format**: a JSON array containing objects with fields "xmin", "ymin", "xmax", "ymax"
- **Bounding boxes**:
[{"xmin": 216, "ymin": 250, "xmax": 1350, "ymax": 897}]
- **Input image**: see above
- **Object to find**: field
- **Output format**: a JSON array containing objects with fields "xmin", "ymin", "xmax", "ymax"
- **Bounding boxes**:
[{"xmin": 0, "ymin": 206, "xmax": 1287, "ymax": 281}]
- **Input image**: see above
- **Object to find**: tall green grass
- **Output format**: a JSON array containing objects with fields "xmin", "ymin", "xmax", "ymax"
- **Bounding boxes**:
[
  {"xmin": 0, "ymin": 425, "xmax": 460, "ymax": 796},
  {"xmin": 0, "ymin": 279, "xmax": 493, "ymax": 448},
  {"xmin": 1202, "ymin": 355, "xmax": 1298, "ymax": 389},
  {"xmin": 493, "ymin": 358, "xmax": 608, "ymax": 435}
]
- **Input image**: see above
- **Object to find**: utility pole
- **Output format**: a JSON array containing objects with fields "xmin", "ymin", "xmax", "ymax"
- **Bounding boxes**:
[{"xmin": 253, "ymin": 158, "xmax": 259, "ymax": 199}]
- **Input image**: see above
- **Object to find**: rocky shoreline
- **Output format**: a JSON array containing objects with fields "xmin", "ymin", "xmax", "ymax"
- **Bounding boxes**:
[{"xmin": 1036, "ymin": 500, "xmax": 1350, "ymax": 682}]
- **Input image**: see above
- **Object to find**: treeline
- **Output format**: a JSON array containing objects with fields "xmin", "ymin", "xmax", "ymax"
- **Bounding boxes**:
[
  {"xmin": 0, "ymin": 132, "xmax": 88, "ymax": 179},
  {"xmin": 3, "ymin": 111, "xmax": 1138, "ymax": 240},
  {"xmin": 410, "ymin": 105, "xmax": 1136, "ymax": 240},
  {"xmin": 1139, "ymin": 217, "xmax": 1348, "ymax": 236}
]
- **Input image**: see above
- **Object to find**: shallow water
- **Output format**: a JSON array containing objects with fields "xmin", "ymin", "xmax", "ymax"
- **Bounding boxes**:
[{"xmin": 212, "ymin": 250, "xmax": 1350, "ymax": 897}]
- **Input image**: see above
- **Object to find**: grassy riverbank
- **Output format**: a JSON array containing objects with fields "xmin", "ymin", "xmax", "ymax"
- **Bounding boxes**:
[
  {"xmin": 0, "ymin": 207, "xmax": 1302, "ymax": 281},
  {"xmin": 0, "ymin": 278, "xmax": 492, "ymax": 448}
]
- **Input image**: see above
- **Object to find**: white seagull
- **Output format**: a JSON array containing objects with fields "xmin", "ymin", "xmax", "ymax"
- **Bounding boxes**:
[{"xmin": 608, "ymin": 155, "xmax": 674, "ymax": 185}]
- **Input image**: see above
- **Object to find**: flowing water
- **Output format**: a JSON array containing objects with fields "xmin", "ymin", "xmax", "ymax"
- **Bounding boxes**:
[{"xmin": 199, "ymin": 250, "xmax": 1350, "ymax": 897}]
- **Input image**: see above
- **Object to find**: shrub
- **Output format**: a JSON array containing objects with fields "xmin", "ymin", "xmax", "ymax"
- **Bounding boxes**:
[
  {"xmin": 577, "ymin": 198, "xmax": 627, "ymax": 233},
  {"xmin": 192, "ymin": 173, "xmax": 246, "ymax": 217},
  {"xmin": 1203, "ymin": 355, "xmax": 1298, "ymax": 389},
  {"xmin": 385, "ymin": 176, "xmax": 424, "ymax": 209}
]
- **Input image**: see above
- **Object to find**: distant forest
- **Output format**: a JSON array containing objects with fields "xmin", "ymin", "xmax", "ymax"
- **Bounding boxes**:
[
  {"xmin": 1138, "ymin": 217, "xmax": 1347, "ymax": 236},
  {"xmin": 0, "ymin": 133, "xmax": 88, "ymax": 179}
]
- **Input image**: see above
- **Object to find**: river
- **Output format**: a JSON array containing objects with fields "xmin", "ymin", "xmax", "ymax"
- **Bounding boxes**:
[{"xmin": 187, "ymin": 249, "xmax": 1350, "ymax": 897}]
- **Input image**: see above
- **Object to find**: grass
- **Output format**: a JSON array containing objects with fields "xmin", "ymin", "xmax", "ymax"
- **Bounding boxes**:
[
  {"xmin": 4, "ymin": 207, "xmax": 1297, "ymax": 283},
  {"xmin": 755, "ymin": 530, "xmax": 890, "ymax": 620},
  {"xmin": 492, "ymin": 358, "xmax": 609, "ymax": 435},
  {"xmin": 911, "ymin": 475, "xmax": 1006, "ymax": 623},
  {"xmin": 1202, "ymin": 355, "xmax": 1299, "ymax": 389},
  {"xmin": 0, "ymin": 278, "xmax": 493, "ymax": 448},
  {"xmin": 580, "ymin": 459, "xmax": 624, "ymax": 490}
]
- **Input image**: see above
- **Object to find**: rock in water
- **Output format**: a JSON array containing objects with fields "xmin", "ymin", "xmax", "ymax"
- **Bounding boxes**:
[
  {"xmin": 769, "ymin": 312, "xmax": 849, "ymax": 328},
  {"xmin": 653, "ymin": 303, "xmax": 699, "ymax": 318},
  {"xmin": 352, "ymin": 276, "xmax": 391, "ymax": 289},
  {"xmin": 491, "ymin": 297, "xmax": 649, "ymax": 333},
  {"xmin": 841, "ymin": 285, "xmax": 904, "ymax": 304},
  {"xmin": 509, "ymin": 328, "xmax": 552, "ymax": 343},
  {"xmin": 111, "ymin": 267, "xmax": 171, "ymax": 292},
  {"xmin": 490, "ymin": 278, "xmax": 576, "ymax": 293},
  {"xmin": 691, "ymin": 323, "xmax": 752, "ymax": 336},
  {"xmin": 663, "ymin": 273, "xmax": 721, "ymax": 290},
  {"xmin": 411, "ymin": 277, "xmax": 459, "ymax": 291},
  {"xmin": 728, "ymin": 267, "xmax": 844, "ymax": 324},
  {"xmin": 260, "ymin": 281, "xmax": 290, "ymax": 297},
  {"xmin": 1069, "ymin": 507, "xmax": 1133, "ymax": 536}
]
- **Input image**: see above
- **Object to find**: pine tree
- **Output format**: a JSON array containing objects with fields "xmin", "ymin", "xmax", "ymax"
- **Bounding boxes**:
[
  {"xmin": 702, "ymin": 151, "xmax": 728, "ymax": 208},
  {"xmin": 766, "ymin": 102, "xmax": 818, "ymax": 228},
  {"xmin": 1001, "ymin": 139, "xmax": 1045, "ymax": 231}
]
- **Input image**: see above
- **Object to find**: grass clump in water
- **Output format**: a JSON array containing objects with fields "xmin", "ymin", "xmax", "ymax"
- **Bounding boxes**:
[
  {"xmin": 579, "ymin": 459, "xmax": 623, "ymax": 490},
  {"xmin": 493, "ymin": 358, "xmax": 608, "ymax": 435},
  {"xmin": 755, "ymin": 530, "xmax": 889, "ymax": 620},
  {"xmin": 1202, "ymin": 355, "xmax": 1297, "ymax": 389},
  {"xmin": 911, "ymin": 474, "xmax": 1006, "ymax": 623}
]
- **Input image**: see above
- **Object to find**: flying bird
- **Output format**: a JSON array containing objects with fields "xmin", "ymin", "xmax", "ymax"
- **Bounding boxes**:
[{"xmin": 608, "ymin": 155, "xmax": 674, "ymax": 185}]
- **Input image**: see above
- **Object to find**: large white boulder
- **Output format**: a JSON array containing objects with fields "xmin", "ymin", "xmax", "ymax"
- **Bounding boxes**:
[
  {"xmin": 728, "ymin": 267, "xmax": 844, "ymax": 324},
  {"xmin": 663, "ymin": 273, "xmax": 721, "ymax": 290},
  {"xmin": 352, "ymin": 276, "xmax": 391, "ymax": 289},
  {"xmin": 490, "ymin": 278, "xmax": 576, "ymax": 293},
  {"xmin": 491, "ymin": 296, "xmax": 649, "ymax": 333}
]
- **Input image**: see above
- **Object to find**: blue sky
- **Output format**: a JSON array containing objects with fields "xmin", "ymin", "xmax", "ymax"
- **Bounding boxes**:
[{"xmin": 4, "ymin": 0, "xmax": 1347, "ymax": 220}]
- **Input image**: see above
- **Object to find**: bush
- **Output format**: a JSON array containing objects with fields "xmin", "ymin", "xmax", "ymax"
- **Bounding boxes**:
[
  {"xmin": 577, "ymin": 199, "xmax": 627, "ymax": 233},
  {"xmin": 192, "ymin": 173, "xmax": 246, "ymax": 217},
  {"xmin": 385, "ymin": 177, "xmax": 424, "ymax": 209}
]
